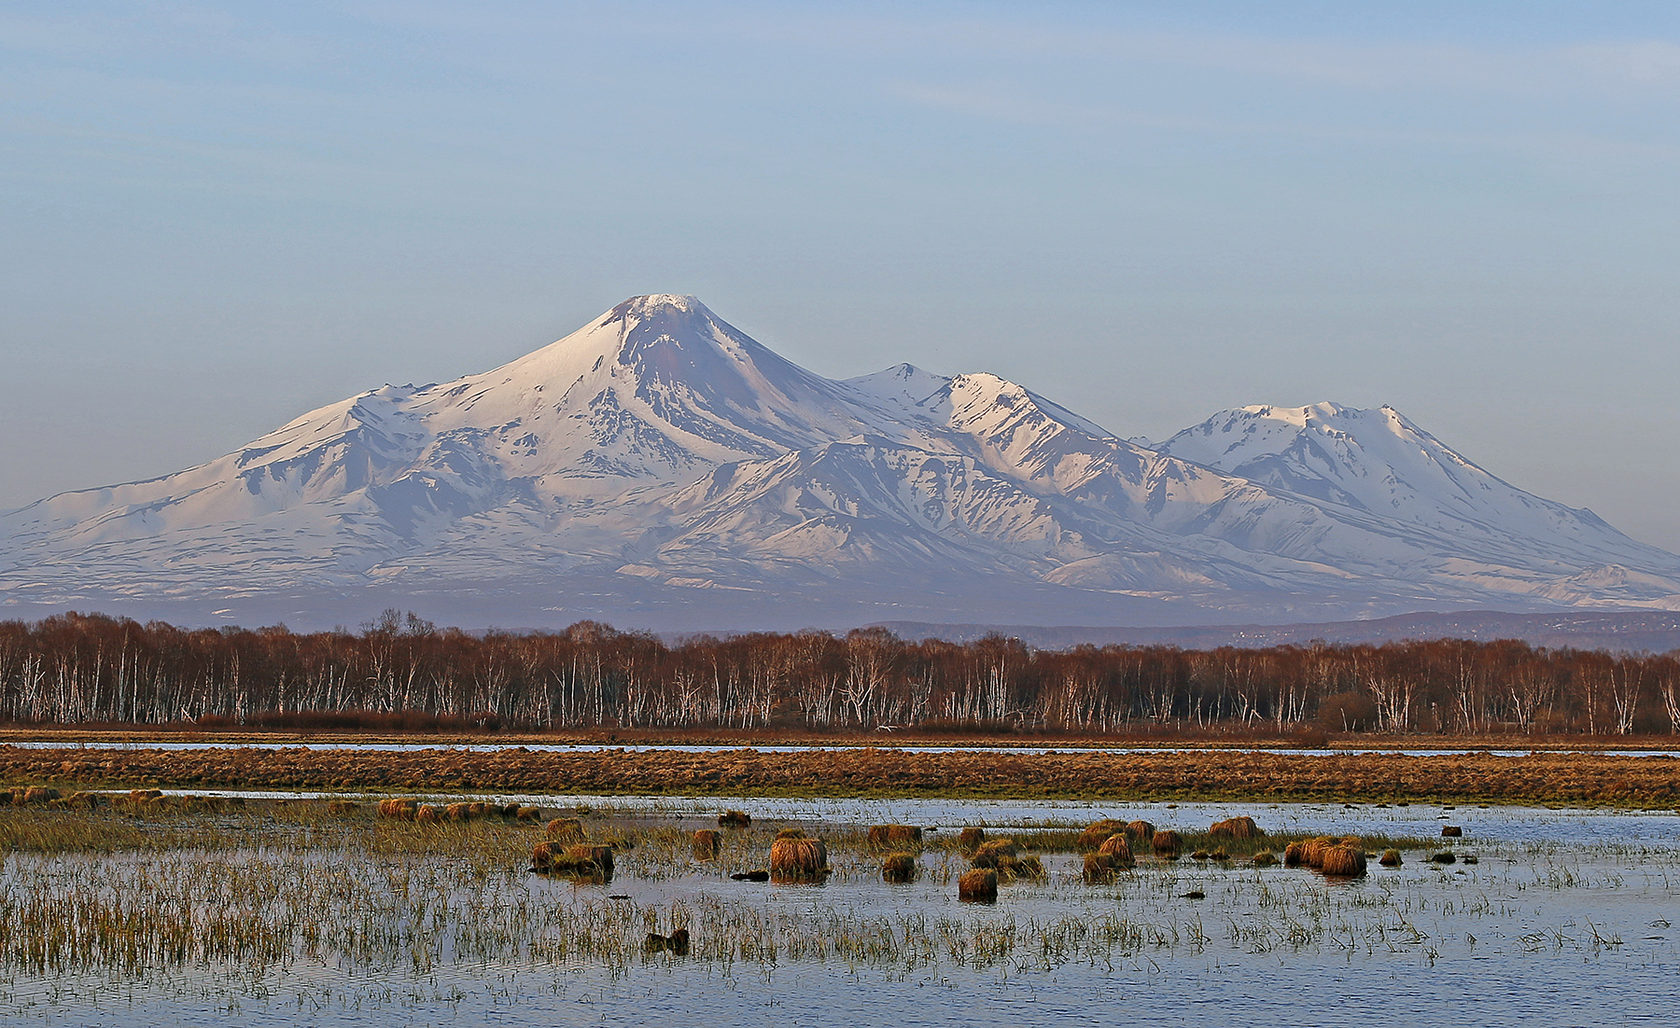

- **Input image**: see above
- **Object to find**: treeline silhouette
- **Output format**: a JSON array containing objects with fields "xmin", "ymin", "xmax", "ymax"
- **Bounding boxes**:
[{"xmin": 2, "ymin": 611, "xmax": 1678, "ymax": 736}]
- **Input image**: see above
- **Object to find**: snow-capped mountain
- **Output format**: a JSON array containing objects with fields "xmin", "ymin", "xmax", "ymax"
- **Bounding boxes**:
[{"xmin": 2, "ymin": 295, "xmax": 1676, "ymax": 630}]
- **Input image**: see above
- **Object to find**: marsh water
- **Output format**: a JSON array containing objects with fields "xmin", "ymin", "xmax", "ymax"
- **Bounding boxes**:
[{"xmin": 2, "ymin": 796, "xmax": 1677, "ymax": 1026}]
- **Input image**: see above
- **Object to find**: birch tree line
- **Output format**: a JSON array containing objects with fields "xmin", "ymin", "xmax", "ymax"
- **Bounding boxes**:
[{"xmin": 0, "ymin": 612, "xmax": 1677, "ymax": 735}]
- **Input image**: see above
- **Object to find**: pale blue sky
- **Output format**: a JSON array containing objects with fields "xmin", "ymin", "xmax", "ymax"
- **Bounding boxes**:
[{"xmin": 4, "ymin": 2, "xmax": 1678, "ymax": 549}]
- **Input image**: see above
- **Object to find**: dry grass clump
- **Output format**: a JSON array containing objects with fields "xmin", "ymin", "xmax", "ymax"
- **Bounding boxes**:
[
  {"xmin": 1252, "ymin": 850, "xmax": 1277, "ymax": 867},
  {"xmin": 1082, "ymin": 852, "xmax": 1116, "ymax": 884},
  {"xmin": 717, "ymin": 809, "xmax": 751, "ymax": 828},
  {"xmin": 514, "ymin": 805, "xmax": 543, "ymax": 821},
  {"xmin": 1319, "ymin": 844, "xmax": 1367, "ymax": 878},
  {"xmin": 1151, "ymin": 830, "xmax": 1182, "ymax": 858},
  {"xmin": 1082, "ymin": 839, "xmax": 1135, "ymax": 883},
  {"xmin": 1126, "ymin": 819, "xmax": 1155, "ymax": 842},
  {"xmin": 691, "ymin": 828, "xmax": 722, "ymax": 860},
  {"xmin": 769, "ymin": 831, "xmax": 828, "ymax": 882},
  {"xmin": 1283, "ymin": 841, "xmax": 1307, "ymax": 867},
  {"xmin": 957, "ymin": 826, "xmax": 986, "ymax": 852},
  {"xmin": 1209, "ymin": 816, "xmax": 1265, "ymax": 840},
  {"xmin": 1379, "ymin": 849, "xmax": 1403, "ymax": 867},
  {"xmin": 376, "ymin": 798, "xmax": 419, "ymax": 820},
  {"xmin": 1297, "ymin": 836, "xmax": 1338, "ymax": 869},
  {"xmin": 881, "ymin": 852, "xmax": 917, "ymax": 883},
  {"xmin": 534, "ymin": 841, "xmax": 615, "ymax": 878},
  {"xmin": 958, "ymin": 867, "xmax": 998, "ymax": 903},
  {"xmin": 969, "ymin": 838, "xmax": 1020, "ymax": 868},
  {"xmin": 968, "ymin": 838, "xmax": 1042, "ymax": 882},
  {"xmin": 1096, "ymin": 833, "xmax": 1135, "ymax": 868},
  {"xmin": 1441, "ymin": 825, "xmax": 1463, "ymax": 837},
  {"xmin": 11, "ymin": 787, "xmax": 62, "ymax": 806},
  {"xmin": 866, "ymin": 824, "xmax": 923, "ymax": 850},
  {"xmin": 325, "ymin": 799, "xmax": 358, "ymax": 815},
  {"xmin": 1429, "ymin": 851, "xmax": 1457, "ymax": 864},
  {"xmin": 1075, "ymin": 819, "xmax": 1128, "ymax": 851},
  {"xmin": 546, "ymin": 817, "xmax": 586, "ymax": 842},
  {"xmin": 415, "ymin": 804, "xmax": 443, "ymax": 823}
]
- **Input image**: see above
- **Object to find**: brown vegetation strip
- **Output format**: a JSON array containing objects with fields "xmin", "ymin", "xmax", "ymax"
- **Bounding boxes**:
[{"xmin": 2, "ymin": 746, "xmax": 1679, "ymax": 807}]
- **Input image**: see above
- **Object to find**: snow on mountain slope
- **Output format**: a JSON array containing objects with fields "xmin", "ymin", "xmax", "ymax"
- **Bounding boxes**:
[
  {"xmin": 2, "ymin": 295, "xmax": 1678, "ymax": 629},
  {"xmin": 1155, "ymin": 402, "xmax": 1680, "ymax": 581}
]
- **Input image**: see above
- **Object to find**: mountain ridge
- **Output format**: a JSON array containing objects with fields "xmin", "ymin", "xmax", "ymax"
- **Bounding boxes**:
[{"xmin": 3, "ymin": 293, "xmax": 1677, "ymax": 630}]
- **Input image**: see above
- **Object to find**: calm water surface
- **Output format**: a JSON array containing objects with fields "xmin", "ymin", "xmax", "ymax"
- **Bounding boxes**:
[{"xmin": 1, "ymin": 798, "xmax": 1677, "ymax": 1026}]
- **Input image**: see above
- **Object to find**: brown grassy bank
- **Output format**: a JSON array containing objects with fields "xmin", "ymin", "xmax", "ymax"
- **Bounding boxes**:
[{"xmin": 3, "ymin": 745, "xmax": 1679, "ymax": 807}]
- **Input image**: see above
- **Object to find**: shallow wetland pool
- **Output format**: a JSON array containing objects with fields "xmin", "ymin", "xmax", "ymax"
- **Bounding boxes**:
[{"xmin": 0, "ymin": 793, "xmax": 1676, "ymax": 1026}]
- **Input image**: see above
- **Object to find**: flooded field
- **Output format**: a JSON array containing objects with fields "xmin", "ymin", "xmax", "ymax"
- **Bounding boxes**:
[{"xmin": 0, "ymin": 793, "xmax": 1676, "ymax": 1025}]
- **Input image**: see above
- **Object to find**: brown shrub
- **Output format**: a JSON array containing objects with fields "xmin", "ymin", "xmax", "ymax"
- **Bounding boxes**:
[
  {"xmin": 1209, "ymin": 816, "xmax": 1265, "ymax": 840},
  {"xmin": 691, "ymin": 829, "xmax": 722, "ymax": 860},
  {"xmin": 881, "ymin": 852, "xmax": 917, "ymax": 883},
  {"xmin": 769, "ymin": 836, "xmax": 828, "ymax": 882},
  {"xmin": 958, "ymin": 867, "xmax": 998, "ymax": 902}
]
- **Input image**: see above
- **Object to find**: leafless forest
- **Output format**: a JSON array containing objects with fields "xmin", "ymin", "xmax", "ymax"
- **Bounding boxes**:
[{"xmin": 2, "ymin": 611, "xmax": 1678, "ymax": 736}]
